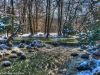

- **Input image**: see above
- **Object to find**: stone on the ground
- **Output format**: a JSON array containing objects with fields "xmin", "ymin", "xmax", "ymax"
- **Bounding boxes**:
[
  {"xmin": 92, "ymin": 50, "xmax": 100, "ymax": 59},
  {"xmin": 11, "ymin": 50, "xmax": 17, "ymax": 53},
  {"xmin": 0, "ymin": 38, "xmax": 6, "ymax": 44},
  {"xmin": 51, "ymin": 41, "xmax": 60, "ymax": 47},
  {"xmin": 76, "ymin": 61, "xmax": 90, "ymax": 70},
  {"xmin": 92, "ymin": 67, "xmax": 100, "ymax": 75},
  {"xmin": 18, "ymin": 43, "xmax": 25, "ymax": 48},
  {"xmin": 77, "ymin": 70, "xmax": 92, "ymax": 75},
  {"xmin": 0, "ymin": 44, "xmax": 10, "ymax": 50},
  {"xmin": 19, "ymin": 54, "xmax": 26, "ymax": 60},
  {"xmin": 17, "ymin": 51, "xmax": 24, "ymax": 56},
  {"xmin": 4, "ymin": 52, "xmax": 10, "ymax": 56},
  {"xmin": 96, "ymin": 44, "xmax": 100, "ymax": 50},
  {"xmin": 28, "ymin": 49, "xmax": 34, "ymax": 52},
  {"xmin": 26, "ymin": 45, "xmax": 32, "ymax": 49},
  {"xmin": 1, "ymin": 61, "xmax": 11, "ymax": 67},
  {"xmin": 71, "ymin": 53, "xmax": 78, "ymax": 57},
  {"xmin": 89, "ymin": 59, "xmax": 100, "ymax": 69},
  {"xmin": 80, "ymin": 45, "xmax": 87, "ymax": 50},
  {"xmin": 87, "ymin": 46, "xmax": 97, "ymax": 53},
  {"xmin": 9, "ymin": 54, "xmax": 17, "ymax": 58},
  {"xmin": 30, "ymin": 40, "xmax": 44, "ymax": 48},
  {"xmin": 81, "ymin": 53, "xmax": 90, "ymax": 59}
]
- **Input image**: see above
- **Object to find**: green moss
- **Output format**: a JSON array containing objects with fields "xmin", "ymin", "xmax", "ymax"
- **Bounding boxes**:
[
  {"xmin": 13, "ymin": 37, "xmax": 79, "ymax": 45},
  {"xmin": 57, "ymin": 38, "xmax": 78, "ymax": 43}
]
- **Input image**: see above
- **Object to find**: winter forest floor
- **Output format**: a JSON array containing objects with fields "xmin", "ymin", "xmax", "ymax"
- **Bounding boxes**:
[
  {"xmin": 0, "ymin": 45, "xmax": 88, "ymax": 75},
  {"xmin": 0, "ymin": 37, "xmax": 99, "ymax": 75}
]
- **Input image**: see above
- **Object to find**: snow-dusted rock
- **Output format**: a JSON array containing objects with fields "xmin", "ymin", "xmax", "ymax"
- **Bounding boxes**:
[
  {"xmin": 87, "ymin": 46, "xmax": 97, "ymax": 54},
  {"xmin": 26, "ymin": 45, "xmax": 32, "ymax": 49},
  {"xmin": 80, "ymin": 45, "xmax": 87, "ymax": 50},
  {"xmin": 0, "ymin": 44, "xmax": 9, "ymax": 50},
  {"xmin": 95, "ymin": 44, "xmax": 100, "ymax": 50},
  {"xmin": 19, "ymin": 54, "xmax": 26, "ymax": 60},
  {"xmin": 76, "ymin": 61, "xmax": 90, "ymax": 70},
  {"xmin": 92, "ymin": 67, "xmax": 100, "ymax": 75},
  {"xmin": 0, "ymin": 37, "xmax": 6, "ymax": 44},
  {"xmin": 18, "ymin": 43, "xmax": 25, "ymax": 48},
  {"xmin": 81, "ymin": 53, "xmax": 90, "ymax": 59},
  {"xmin": 30, "ymin": 40, "xmax": 44, "ymax": 48},
  {"xmin": 17, "ymin": 51, "xmax": 24, "ymax": 56},
  {"xmin": 89, "ymin": 59, "xmax": 100, "ymax": 69},
  {"xmin": 92, "ymin": 50, "xmax": 100, "ymax": 59},
  {"xmin": 1, "ymin": 61, "xmax": 12, "ymax": 67}
]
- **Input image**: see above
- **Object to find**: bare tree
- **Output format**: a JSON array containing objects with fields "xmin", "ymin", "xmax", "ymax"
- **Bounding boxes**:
[
  {"xmin": 10, "ymin": 0, "xmax": 14, "ymax": 33},
  {"xmin": 28, "ymin": 0, "xmax": 34, "ymax": 35},
  {"xmin": 57, "ymin": 0, "xmax": 63, "ymax": 36}
]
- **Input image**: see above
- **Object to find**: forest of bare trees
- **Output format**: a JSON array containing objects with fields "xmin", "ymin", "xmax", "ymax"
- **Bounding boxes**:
[{"xmin": 0, "ymin": 0, "xmax": 99, "ymax": 38}]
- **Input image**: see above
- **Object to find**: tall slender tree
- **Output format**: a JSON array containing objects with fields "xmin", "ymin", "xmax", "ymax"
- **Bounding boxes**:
[
  {"xmin": 10, "ymin": 0, "xmax": 14, "ymax": 34},
  {"xmin": 28, "ymin": 0, "xmax": 33, "ymax": 35}
]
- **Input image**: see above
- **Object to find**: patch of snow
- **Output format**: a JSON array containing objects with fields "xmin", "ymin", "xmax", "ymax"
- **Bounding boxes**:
[
  {"xmin": 49, "ymin": 33, "xmax": 58, "ymax": 37},
  {"xmin": 18, "ymin": 33, "xmax": 31, "ymax": 38},
  {"xmin": 33, "ymin": 32, "xmax": 44, "ymax": 37},
  {"xmin": 72, "ymin": 36, "xmax": 79, "ymax": 39},
  {"xmin": 33, "ymin": 32, "xmax": 58, "ymax": 38}
]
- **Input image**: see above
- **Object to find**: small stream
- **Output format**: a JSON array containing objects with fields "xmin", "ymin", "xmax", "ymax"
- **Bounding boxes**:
[{"xmin": 74, "ymin": 48, "xmax": 100, "ymax": 75}]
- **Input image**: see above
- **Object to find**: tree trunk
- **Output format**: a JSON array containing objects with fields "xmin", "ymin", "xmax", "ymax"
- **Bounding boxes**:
[
  {"xmin": 10, "ymin": 0, "xmax": 14, "ymax": 34},
  {"xmin": 28, "ymin": 0, "xmax": 33, "ymax": 35}
]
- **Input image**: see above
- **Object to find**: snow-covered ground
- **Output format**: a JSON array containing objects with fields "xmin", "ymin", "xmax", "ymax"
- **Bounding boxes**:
[
  {"xmin": 18, "ymin": 32, "xmax": 58, "ymax": 38},
  {"xmin": 0, "ymin": 32, "xmax": 80, "ymax": 38},
  {"xmin": 33, "ymin": 32, "xmax": 58, "ymax": 38},
  {"xmin": 18, "ymin": 33, "xmax": 31, "ymax": 38}
]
